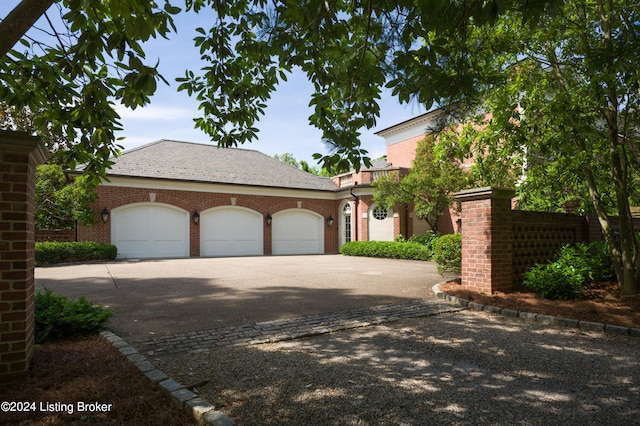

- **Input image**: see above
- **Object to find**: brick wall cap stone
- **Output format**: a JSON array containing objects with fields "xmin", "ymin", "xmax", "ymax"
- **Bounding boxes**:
[
  {"xmin": 0, "ymin": 130, "xmax": 48, "ymax": 164},
  {"xmin": 454, "ymin": 186, "xmax": 516, "ymax": 202}
]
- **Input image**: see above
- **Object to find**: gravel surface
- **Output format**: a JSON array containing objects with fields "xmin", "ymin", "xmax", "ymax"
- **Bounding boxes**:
[{"xmin": 155, "ymin": 310, "xmax": 640, "ymax": 425}]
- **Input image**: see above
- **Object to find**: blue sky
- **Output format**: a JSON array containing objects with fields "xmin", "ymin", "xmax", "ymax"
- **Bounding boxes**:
[{"xmin": 2, "ymin": 2, "xmax": 426, "ymax": 165}]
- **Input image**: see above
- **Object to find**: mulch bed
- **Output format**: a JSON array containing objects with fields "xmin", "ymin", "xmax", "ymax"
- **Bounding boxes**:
[
  {"xmin": 440, "ymin": 280, "xmax": 640, "ymax": 329},
  {"xmin": 0, "ymin": 335, "xmax": 195, "ymax": 425}
]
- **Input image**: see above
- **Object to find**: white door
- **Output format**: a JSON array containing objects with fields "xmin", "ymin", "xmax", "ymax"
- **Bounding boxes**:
[
  {"xmin": 201, "ymin": 207, "xmax": 263, "ymax": 256},
  {"xmin": 368, "ymin": 204, "xmax": 394, "ymax": 241},
  {"xmin": 272, "ymin": 209, "xmax": 324, "ymax": 255},
  {"xmin": 112, "ymin": 203, "xmax": 189, "ymax": 258}
]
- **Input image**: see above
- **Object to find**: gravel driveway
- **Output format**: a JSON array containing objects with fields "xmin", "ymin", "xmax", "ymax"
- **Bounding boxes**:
[{"xmin": 155, "ymin": 310, "xmax": 640, "ymax": 426}]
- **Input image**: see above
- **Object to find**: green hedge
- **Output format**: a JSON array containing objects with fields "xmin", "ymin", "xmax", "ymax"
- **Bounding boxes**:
[
  {"xmin": 36, "ymin": 241, "xmax": 117, "ymax": 266},
  {"xmin": 340, "ymin": 241, "xmax": 433, "ymax": 261}
]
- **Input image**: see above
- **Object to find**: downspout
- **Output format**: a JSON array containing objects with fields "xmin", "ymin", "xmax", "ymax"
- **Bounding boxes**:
[
  {"xmin": 350, "ymin": 182, "xmax": 359, "ymax": 241},
  {"xmin": 404, "ymin": 203, "xmax": 409, "ymax": 238}
]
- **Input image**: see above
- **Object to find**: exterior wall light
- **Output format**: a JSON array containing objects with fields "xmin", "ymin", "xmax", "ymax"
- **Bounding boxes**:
[
  {"xmin": 327, "ymin": 215, "xmax": 334, "ymax": 227},
  {"xmin": 101, "ymin": 208, "xmax": 110, "ymax": 223},
  {"xmin": 265, "ymin": 213, "xmax": 272, "ymax": 226},
  {"xmin": 192, "ymin": 211, "xmax": 200, "ymax": 225}
]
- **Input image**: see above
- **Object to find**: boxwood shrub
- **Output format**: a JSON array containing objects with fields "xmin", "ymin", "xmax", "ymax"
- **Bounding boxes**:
[
  {"xmin": 35, "ymin": 288, "xmax": 113, "ymax": 343},
  {"xmin": 36, "ymin": 241, "xmax": 117, "ymax": 266},
  {"xmin": 433, "ymin": 233, "xmax": 462, "ymax": 275},
  {"xmin": 340, "ymin": 241, "xmax": 433, "ymax": 261}
]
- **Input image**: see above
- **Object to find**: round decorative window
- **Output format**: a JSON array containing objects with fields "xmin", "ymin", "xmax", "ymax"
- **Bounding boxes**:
[
  {"xmin": 372, "ymin": 206, "xmax": 388, "ymax": 220},
  {"xmin": 343, "ymin": 203, "xmax": 352, "ymax": 214}
]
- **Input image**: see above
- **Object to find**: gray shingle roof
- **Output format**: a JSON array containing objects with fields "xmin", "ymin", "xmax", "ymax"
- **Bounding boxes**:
[{"xmin": 104, "ymin": 140, "xmax": 338, "ymax": 191}]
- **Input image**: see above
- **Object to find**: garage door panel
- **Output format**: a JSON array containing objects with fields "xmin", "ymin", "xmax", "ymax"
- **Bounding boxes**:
[
  {"xmin": 115, "ymin": 208, "xmax": 149, "ymax": 240},
  {"xmin": 201, "ymin": 207, "xmax": 263, "ymax": 257},
  {"xmin": 116, "ymin": 241, "xmax": 149, "ymax": 259},
  {"xmin": 272, "ymin": 210, "xmax": 323, "ymax": 255},
  {"xmin": 112, "ymin": 204, "xmax": 189, "ymax": 258}
]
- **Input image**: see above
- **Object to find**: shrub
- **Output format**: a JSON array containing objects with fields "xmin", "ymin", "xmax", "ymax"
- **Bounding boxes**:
[
  {"xmin": 35, "ymin": 288, "xmax": 113, "ymax": 344},
  {"xmin": 589, "ymin": 240, "xmax": 616, "ymax": 282},
  {"xmin": 523, "ymin": 261, "xmax": 587, "ymax": 300},
  {"xmin": 433, "ymin": 233, "xmax": 462, "ymax": 275},
  {"xmin": 408, "ymin": 231, "xmax": 440, "ymax": 256},
  {"xmin": 36, "ymin": 241, "xmax": 117, "ymax": 265},
  {"xmin": 523, "ymin": 242, "xmax": 612, "ymax": 300},
  {"xmin": 340, "ymin": 241, "xmax": 433, "ymax": 261}
]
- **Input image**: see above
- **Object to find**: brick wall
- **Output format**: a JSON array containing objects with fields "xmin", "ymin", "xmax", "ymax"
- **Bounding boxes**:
[
  {"xmin": 78, "ymin": 185, "xmax": 340, "ymax": 255},
  {"xmin": 455, "ymin": 187, "xmax": 515, "ymax": 294},
  {"xmin": 35, "ymin": 229, "xmax": 76, "ymax": 242},
  {"xmin": 0, "ymin": 131, "xmax": 47, "ymax": 383},
  {"xmin": 386, "ymin": 135, "xmax": 422, "ymax": 168},
  {"xmin": 456, "ymin": 186, "xmax": 640, "ymax": 293},
  {"xmin": 511, "ymin": 210, "xmax": 591, "ymax": 287}
]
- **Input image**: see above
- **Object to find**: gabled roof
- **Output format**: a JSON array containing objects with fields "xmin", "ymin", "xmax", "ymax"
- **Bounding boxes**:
[
  {"xmin": 374, "ymin": 108, "xmax": 445, "ymax": 138},
  {"xmin": 103, "ymin": 140, "xmax": 338, "ymax": 191}
]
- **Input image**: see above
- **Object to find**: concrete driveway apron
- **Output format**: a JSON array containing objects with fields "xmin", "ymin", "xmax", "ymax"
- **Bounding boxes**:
[{"xmin": 35, "ymin": 255, "xmax": 446, "ymax": 343}]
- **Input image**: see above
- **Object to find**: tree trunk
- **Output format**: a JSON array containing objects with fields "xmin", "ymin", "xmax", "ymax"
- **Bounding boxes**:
[
  {"xmin": 598, "ymin": 0, "xmax": 640, "ymax": 296},
  {"xmin": 0, "ymin": 0, "xmax": 56, "ymax": 59}
]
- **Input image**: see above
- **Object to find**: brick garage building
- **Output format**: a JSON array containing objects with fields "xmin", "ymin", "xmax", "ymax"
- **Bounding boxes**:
[
  {"xmin": 78, "ymin": 110, "xmax": 456, "ymax": 258},
  {"xmin": 78, "ymin": 140, "xmax": 344, "ymax": 258}
]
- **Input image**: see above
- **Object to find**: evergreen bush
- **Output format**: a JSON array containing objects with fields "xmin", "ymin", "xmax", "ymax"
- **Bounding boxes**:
[
  {"xmin": 433, "ymin": 233, "xmax": 462, "ymax": 275},
  {"xmin": 35, "ymin": 288, "xmax": 113, "ymax": 344},
  {"xmin": 36, "ymin": 241, "xmax": 117, "ymax": 265},
  {"xmin": 340, "ymin": 241, "xmax": 432, "ymax": 261}
]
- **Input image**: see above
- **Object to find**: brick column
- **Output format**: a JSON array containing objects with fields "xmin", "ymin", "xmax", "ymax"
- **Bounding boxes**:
[
  {"xmin": 455, "ymin": 187, "xmax": 515, "ymax": 294},
  {"xmin": 0, "ymin": 131, "xmax": 47, "ymax": 383}
]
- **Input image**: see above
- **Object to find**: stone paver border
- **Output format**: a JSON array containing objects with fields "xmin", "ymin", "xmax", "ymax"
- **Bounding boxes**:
[
  {"xmin": 432, "ymin": 284, "xmax": 640, "ymax": 337},
  {"xmin": 101, "ymin": 331, "xmax": 235, "ymax": 426},
  {"xmin": 135, "ymin": 298, "xmax": 466, "ymax": 356}
]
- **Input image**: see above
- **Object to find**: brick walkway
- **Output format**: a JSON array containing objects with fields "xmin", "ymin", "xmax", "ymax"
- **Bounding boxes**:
[{"xmin": 136, "ymin": 299, "xmax": 466, "ymax": 356}]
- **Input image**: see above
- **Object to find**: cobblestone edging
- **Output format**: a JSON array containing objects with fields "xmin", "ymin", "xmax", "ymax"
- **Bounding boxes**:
[
  {"xmin": 432, "ymin": 284, "xmax": 640, "ymax": 337},
  {"xmin": 136, "ymin": 299, "xmax": 467, "ymax": 356},
  {"xmin": 101, "ymin": 331, "xmax": 235, "ymax": 426}
]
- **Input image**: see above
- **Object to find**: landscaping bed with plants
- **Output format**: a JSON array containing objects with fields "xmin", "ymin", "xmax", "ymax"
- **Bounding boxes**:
[
  {"xmin": 0, "ymin": 288, "xmax": 196, "ymax": 425},
  {"xmin": 440, "ymin": 280, "xmax": 640, "ymax": 328},
  {"xmin": 340, "ymin": 232, "xmax": 462, "ymax": 275},
  {"xmin": 441, "ymin": 241, "xmax": 640, "ymax": 329}
]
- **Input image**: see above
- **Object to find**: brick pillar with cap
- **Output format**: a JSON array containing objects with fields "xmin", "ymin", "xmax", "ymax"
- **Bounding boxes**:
[
  {"xmin": 455, "ymin": 187, "xmax": 515, "ymax": 294},
  {"xmin": 0, "ymin": 131, "xmax": 47, "ymax": 383}
]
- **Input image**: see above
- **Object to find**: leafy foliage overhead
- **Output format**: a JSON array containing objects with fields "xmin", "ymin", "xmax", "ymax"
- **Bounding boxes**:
[
  {"xmin": 0, "ymin": 0, "xmax": 179, "ymax": 179},
  {"xmin": 0, "ymin": 0, "xmax": 558, "ymax": 177}
]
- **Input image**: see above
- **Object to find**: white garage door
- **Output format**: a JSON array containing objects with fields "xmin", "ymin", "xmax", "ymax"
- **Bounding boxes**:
[
  {"xmin": 272, "ymin": 209, "xmax": 324, "ymax": 255},
  {"xmin": 112, "ymin": 203, "xmax": 189, "ymax": 258},
  {"xmin": 201, "ymin": 207, "xmax": 263, "ymax": 256}
]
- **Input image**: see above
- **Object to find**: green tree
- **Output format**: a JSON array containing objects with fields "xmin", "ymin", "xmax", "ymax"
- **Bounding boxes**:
[
  {"xmin": 35, "ymin": 164, "xmax": 97, "ymax": 229},
  {"xmin": 439, "ymin": 2, "xmax": 640, "ymax": 294},
  {"xmin": 273, "ymin": 153, "xmax": 300, "ymax": 168},
  {"xmin": 274, "ymin": 152, "xmax": 343, "ymax": 176},
  {"xmin": 373, "ymin": 135, "xmax": 469, "ymax": 232},
  {"xmin": 0, "ymin": 1, "xmax": 179, "ymax": 179},
  {"xmin": 2, "ymin": 1, "xmax": 558, "ymax": 175}
]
